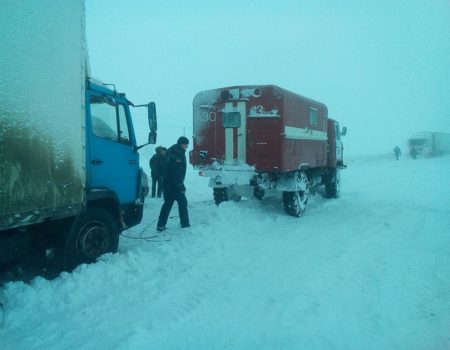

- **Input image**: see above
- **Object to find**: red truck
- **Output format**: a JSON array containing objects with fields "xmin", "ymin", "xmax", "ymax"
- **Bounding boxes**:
[{"xmin": 190, "ymin": 85, "xmax": 346, "ymax": 217}]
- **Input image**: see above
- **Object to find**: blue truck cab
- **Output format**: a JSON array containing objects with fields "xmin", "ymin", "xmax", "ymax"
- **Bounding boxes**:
[
  {"xmin": 54, "ymin": 80, "xmax": 158, "ymax": 270},
  {"xmin": 86, "ymin": 81, "xmax": 154, "ymax": 227}
]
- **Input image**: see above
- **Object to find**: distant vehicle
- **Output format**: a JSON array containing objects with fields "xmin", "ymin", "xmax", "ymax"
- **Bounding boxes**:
[
  {"xmin": 407, "ymin": 132, "xmax": 450, "ymax": 157},
  {"xmin": 0, "ymin": 1, "xmax": 157, "ymax": 272},
  {"xmin": 190, "ymin": 85, "xmax": 347, "ymax": 217}
]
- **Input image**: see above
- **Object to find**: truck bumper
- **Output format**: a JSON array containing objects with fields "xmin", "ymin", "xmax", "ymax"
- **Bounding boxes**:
[{"xmin": 197, "ymin": 167, "xmax": 256, "ymax": 187}]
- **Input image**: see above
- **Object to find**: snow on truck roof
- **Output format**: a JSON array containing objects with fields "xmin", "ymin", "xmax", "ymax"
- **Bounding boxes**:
[
  {"xmin": 88, "ymin": 79, "xmax": 133, "ymax": 105},
  {"xmin": 193, "ymin": 85, "xmax": 327, "ymax": 110}
]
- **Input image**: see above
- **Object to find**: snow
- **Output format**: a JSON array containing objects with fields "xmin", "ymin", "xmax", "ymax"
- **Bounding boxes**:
[
  {"xmin": 1, "ymin": 155, "xmax": 450, "ymax": 349},
  {"xmin": 249, "ymin": 105, "xmax": 280, "ymax": 118}
]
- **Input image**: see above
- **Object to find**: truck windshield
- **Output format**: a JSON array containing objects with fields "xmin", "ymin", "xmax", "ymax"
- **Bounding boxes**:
[
  {"xmin": 222, "ymin": 112, "xmax": 241, "ymax": 128},
  {"xmin": 409, "ymin": 139, "xmax": 425, "ymax": 146}
]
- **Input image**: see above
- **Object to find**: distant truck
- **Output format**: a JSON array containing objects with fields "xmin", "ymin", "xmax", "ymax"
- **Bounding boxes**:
[
  {"xmin": 407, "ymin": 132, "xmax": 450, "ymax": 158},
  {"xmin": 190, "ymin": 85, "xmax": 346, "ymax": 217},
  {"xmin": 0, "ymin": 1, "xmax": 157, "ymax": 271}
]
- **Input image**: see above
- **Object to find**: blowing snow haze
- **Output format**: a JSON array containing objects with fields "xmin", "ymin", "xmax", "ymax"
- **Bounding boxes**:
[
  {"xmin": 86, "ymin": 0, "xmax": 450, "ymax": 156},
  {"xmin": 1, "ymin": 1, "xmax": 450, "ymax": 348}
]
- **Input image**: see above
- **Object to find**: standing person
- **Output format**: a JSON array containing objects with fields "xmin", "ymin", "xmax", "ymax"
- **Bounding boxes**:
[
  {"xmin": 410, "ymin": 147, "xmax": 418, "ymax": 159},
  {"xmin": 149, "ymin": 147, "xmax": 160, "ymax": 198},
  {"xmin": 157, "ymin": 136, "xmax": 190, "ymax": 231},
  {"xmin": 149, "ymin": 146, "xmax": 167, "ymax": 198},
  {"xmin": 393, "ymin": 145, "xmax": 401, "ymax": 160}
]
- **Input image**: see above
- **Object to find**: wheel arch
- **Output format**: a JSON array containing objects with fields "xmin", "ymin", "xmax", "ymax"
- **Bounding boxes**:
[{"xmin": 86, "ymin": 189, "xmax": 122, "ymax": 230}]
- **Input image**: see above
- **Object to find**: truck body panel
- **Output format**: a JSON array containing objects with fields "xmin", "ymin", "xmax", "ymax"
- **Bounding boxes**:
[
  {"xmin": 434, "ymin": 133, "xmax": 450, "ymax": 154},
  {"xmin": 0, "ymin": 0, "xmax": 86, "ymax": 230},
  {"xmin": 191, "ymin": 85, "xmax": 329, "ymax": 173}
]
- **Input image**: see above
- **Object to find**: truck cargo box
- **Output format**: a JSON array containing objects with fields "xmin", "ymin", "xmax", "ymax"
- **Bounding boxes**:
[
  {"xmin": 191, "ymin": 85, "xmax": 329, "ymax": 173},
  {"xmin": 0, "ymin": 0, "xmax": 87, "ymax": 230}
]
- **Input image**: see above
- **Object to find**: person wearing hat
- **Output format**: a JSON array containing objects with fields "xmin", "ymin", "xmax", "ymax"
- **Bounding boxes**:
[
  {"xmin": 149, "ymin": 146, "xmax": 168, "ymax": 198},
  {"xmin": 157, "ymin": 136, "xmax": 190, "ymax": 231}
]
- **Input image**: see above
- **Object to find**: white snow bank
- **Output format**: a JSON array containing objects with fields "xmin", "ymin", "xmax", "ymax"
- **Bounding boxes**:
[{"xmin": 1, "ymin": 156, "xmax": 449, "ymax": 349}]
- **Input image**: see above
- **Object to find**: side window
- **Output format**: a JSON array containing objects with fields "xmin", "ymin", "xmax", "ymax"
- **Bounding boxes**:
[
  {"xmin": 117, "ymin": 105, "xmax": 130, "ymax": 143},
  {"xmin": 90, "ymin": 95, "xmax": 130, "ymax": 144},
  {"xmin": 309, "ymin": 108, "xmax": 318, "ymax": 127},
  {"xmin": 222, "ymin": 112, "xmax": 241, "ymax": 128}
]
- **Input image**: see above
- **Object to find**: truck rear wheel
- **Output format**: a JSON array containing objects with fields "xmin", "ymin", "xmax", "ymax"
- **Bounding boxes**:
[
  {"xmin": 253, "ymin": 186, "xmax": 265, "ymax": 200},
  {"xmin": 283, "ymin": 190, "xmax": 309, "ymax": 217},
  {"xmin": 213, "ymin": 187, "xmax": 228, "ymax": 206},
  {"xmin": 325, "ymin": 168, "xmax": 340, "ymax": 198},
  {"xmin": 282, "ymin": 171, "xmax": 309, "ymax": 217},
  {"xmin": 59, "ymin": 207, "xmax": 119, "ymax": 271}
]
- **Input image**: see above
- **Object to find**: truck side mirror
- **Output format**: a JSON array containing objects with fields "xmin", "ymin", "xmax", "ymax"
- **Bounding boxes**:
[
  {"xmin": 148, "ymin": 131, "xmax": 157, "ymax": 144},
  {"xmin": 341, "ymin": 126, "xmax": 347, "ymax": 136},
  {"xmin": 148, "ymin": 102, "xmax": 157, "ymax": 132}
]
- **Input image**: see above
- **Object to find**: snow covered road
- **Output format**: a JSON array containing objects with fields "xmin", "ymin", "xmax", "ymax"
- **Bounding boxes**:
[{"xmin": 1, "ymin": 155, "xmax": 450, "ymax": 349}]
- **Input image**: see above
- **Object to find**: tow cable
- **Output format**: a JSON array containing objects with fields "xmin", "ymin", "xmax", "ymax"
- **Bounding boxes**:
[{"xmin": 120, "ymin": 216, "xmax": 178, "ymax": 241}]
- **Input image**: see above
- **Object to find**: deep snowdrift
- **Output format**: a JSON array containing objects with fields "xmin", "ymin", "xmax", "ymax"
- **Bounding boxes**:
[{"xmin": 1, "ymin": 155, "xmax": 449, "ymax": 349}]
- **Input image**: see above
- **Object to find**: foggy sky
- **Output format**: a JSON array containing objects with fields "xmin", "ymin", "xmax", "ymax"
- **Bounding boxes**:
[{"xmin": 86, "ymin": 0, "xmax": 450, "ymax": 156}]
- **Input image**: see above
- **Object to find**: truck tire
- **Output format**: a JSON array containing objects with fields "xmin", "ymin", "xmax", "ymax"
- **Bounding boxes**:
[
  {"xmin": 283, "ymin": 190, "xmax": 308, "ymax": 217},
  {"xmin": 282, "ymin": 171, "xmax": 309, "ymax": 217},
  {"xmin": 325, "ymin": 168, "xmax": 340, "ymax": 198},
  {"xmin": 59, "ymin": 207, "xmax": 119, "ymax": 271},
  {"xmin": 253, "ymin": 186, "xmax": 265, "ymax": 200},
  {"xmin": 213, "ymin": 187, "xmax": 228, "ymax": 206}
]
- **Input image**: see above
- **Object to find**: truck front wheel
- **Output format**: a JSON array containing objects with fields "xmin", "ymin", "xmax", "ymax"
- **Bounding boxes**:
[
  {"xmin": 60, "ymin": 207, "xmax": 119, "ymax": 271},
  {"xmin": 213, "ymin": 187, "xmax": 228, "ymax": 206},
  {"xmin": 325, "ymin": 168, "xmax": 340, "ymax": 198}
]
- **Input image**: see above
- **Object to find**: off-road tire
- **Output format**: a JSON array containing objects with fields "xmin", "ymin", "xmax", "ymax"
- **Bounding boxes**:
[
  {"xmin": 325, "ymin": 168, "xmax": 340, "ymax": 198},
  {"xmin": 213, "ymin": 187, "xmax": 228, "ymax": 206},
  {"xmin": 283, "ymin": 190, "xmax": 309, "ymax": 217},
  {"xmin": 282, "ymin": 171, "xmax": 309, "ymax": 217},
  {"xmin": 253, "ymin": 186, "xmax": 265, "ymax": 200}
]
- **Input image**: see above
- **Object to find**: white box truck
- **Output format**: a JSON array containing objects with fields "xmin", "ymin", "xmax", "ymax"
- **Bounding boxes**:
[
  {"xmin": 0, "ymin": 0, "xmax": 156, "ymax": 273},
  {"xmin": 407, "ymin": 132, "xmax": 450, "ymax": 158}
]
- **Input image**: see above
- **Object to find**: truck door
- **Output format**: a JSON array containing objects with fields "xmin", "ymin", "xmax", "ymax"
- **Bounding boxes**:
[
  {"xmin": 222, "ymin": 101, "xmax": 247, "ymax": 164},
  {"xmin": 334, "ymin": 122, "xmax": 343, "ymax": 162},
  {"xmin": 87, "ymin": 92, "xmax": 139, "ymax": 204}
]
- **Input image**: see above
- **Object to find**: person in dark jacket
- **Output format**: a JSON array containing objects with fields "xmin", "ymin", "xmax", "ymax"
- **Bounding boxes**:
[
  {"xmin": 149, "ymin": 146, "xmax": 168, "ymax": 198},
  {"xmin": 393, "ymin": 145, "xmax": 401, "ymax": 161},
  {"xmin": 157, "ymin": 136, "xmax": 190, "ymax": 231}
]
